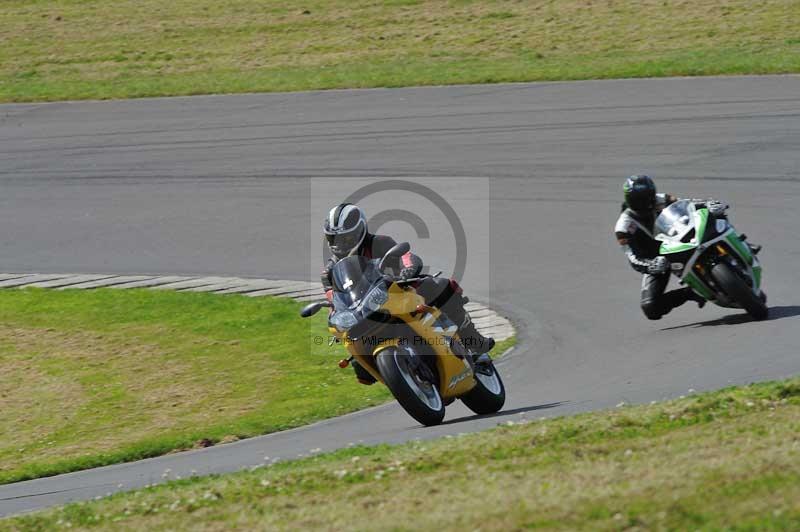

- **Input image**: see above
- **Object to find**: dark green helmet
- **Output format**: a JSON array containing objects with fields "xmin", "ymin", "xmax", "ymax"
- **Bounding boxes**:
[{"xmin": 623, "ymin": 175, "xmax": 657, "ymax": 214}]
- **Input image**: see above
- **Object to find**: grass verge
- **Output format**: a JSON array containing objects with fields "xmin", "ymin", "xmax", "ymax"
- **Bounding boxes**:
[
  {"xmin": 0, "ymin": 288, "xmax": 513, "ymax": 485},
  {"xmin": 0, "ymin": 288, "xmax": 391, "ymax": 484},
  {"xmin": 1, "ymin": 0, "xmax": 799, "ymax": 102},
  {"xmin": 6, "ymin": 377, "xmax": 799, "ymax": 530}
]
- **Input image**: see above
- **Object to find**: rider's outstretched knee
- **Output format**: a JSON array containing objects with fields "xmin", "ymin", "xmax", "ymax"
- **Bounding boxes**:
[{"xmin": 640, "ymin": 299, "xmax": 664, "ymax": 320}]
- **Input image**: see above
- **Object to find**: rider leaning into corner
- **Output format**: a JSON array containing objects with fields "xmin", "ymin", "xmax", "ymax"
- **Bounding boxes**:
[
  {"xmin": 615, "ymin": 175, "xmax": 761, "ymax": 320},
  {"xmin": 321, "ymin": 203, "xmax": 495, "ymax": 384}
]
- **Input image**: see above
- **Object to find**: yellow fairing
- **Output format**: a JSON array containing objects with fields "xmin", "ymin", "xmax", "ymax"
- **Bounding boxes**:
[
  {"xmin": 368, "ymin": 333, "xmax": 474, "ymax": 399},
  {"xmin": 405, "ymin": 313, "xmax": 476, "ymax": 399},
  {"xmin": 335, "ymin": 282, "xmax": 477, "ymax": 399},
  {"xmin": 382, "ymin": 283, "xmax": 425, "ymax": 315},
  {"xmin": 440, "ymin": 350, "xmax": 476, "ymax": 398},
  {"xmin": 385, "ymin": 287, "xmax": 476, "ymax": 399}
]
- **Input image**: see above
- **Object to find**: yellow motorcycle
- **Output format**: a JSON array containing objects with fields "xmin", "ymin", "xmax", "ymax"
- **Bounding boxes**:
[{"xmin": 300, "ymin": 243, "xmax": 505, "ymax": 426}]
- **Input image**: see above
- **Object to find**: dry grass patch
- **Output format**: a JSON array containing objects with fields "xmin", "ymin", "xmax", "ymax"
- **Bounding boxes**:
[
  {"xmin": 0, "ymin": 324, "xmax": 240, "ymax": 476},
  {"xmin": 7, "ymin": 378, "xmax": 800, "ymax": 530}
]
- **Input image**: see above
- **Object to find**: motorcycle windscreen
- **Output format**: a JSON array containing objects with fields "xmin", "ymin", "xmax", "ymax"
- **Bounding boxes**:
[
  {"xmin": 655, "ymin": 199, "xmax": 695, "ymax": 241},
  {"xmin": 330, "ymin": 255, "xmax": 382, "ymax": 308}
]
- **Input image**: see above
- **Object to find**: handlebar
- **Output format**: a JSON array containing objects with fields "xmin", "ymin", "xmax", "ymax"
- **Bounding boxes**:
[{"xmin": 395, "ymin": 270, "xmax": 442, "ymax": 287}]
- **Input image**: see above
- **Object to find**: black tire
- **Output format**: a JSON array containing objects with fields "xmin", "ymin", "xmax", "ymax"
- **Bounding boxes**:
[
  {"xmin": 711, "ymin": 262, "xmax": 769, "ymax": 320},
  {"xmin": 461, "ymin": 360, "xmax": 506, "ymax": 415},
  {"xmin": 376, "ymin": 347, "xmax": 445, "ymax": 426}
]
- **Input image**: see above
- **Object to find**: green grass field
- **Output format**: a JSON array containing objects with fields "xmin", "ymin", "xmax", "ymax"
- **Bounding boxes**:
[
  {"xmin": 0, "ymin": 288, "xmax": 513, "ymax": 485},
  {"xmin": 1, "ymin": 0, "xmax": 798, "ymax": 102},
  {"xmin": 7, "ymin": 377, "xmax": 799, "ymax": 530},
  {"xmin": 0, "ymin": 288, "xmax": 394, "ymax": 484}
]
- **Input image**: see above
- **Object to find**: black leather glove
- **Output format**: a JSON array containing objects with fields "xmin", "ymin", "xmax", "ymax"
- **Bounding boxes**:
[
  {"xmin": 707, "ymin": 200, "xmax": 729, "ymax": 216},
  {"xmin": 648, "ymin": 256, "xmax": 670, "ymax": 275},
  {"xmin": 398, "ymin": 265, "xmax": 421, "ymax": 280}
]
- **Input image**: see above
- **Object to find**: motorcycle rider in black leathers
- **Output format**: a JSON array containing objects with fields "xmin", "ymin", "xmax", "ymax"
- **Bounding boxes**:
[
  {"xmin": 321, "ymin": 203, "xmax": 494, "ymax": 384},
  {"xmin": 614, "ymin": 175, "xmax": 759, "ymax": 320}
]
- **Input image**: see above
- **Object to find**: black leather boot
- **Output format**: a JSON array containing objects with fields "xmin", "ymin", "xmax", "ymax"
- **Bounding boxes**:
[
  {"xmin": 459, "ymin": 320, "xmax": 495, "ymax": 356},
  {"xmin": 686, "ymin": 289, "xmax": 706, "ymax": 309}
]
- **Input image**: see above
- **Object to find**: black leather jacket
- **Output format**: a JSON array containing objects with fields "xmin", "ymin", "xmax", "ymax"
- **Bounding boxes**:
[{"xmin": 614, "ymin": 193, "xmax": 677, "ymax": 274}]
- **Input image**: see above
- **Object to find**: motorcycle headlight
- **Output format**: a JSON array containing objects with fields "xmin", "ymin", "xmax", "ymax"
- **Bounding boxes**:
[
  {"xmin": 362, "ymin": 285, "xmax": 389, "ymax": 312},
  {"xmin": 716, "ymin": 219, "xmax": 728, "ymax": 233},
  {"xmin": 330, "ymin": 311, "xmax": 358, "ymax": 332}
]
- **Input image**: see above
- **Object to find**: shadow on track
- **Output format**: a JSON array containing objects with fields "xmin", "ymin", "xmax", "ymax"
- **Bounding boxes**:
[
  {"xmin": 660, "ymin": 305, "xmax": 800, "ymax": 331},
  {"xmin": 439, "ymin": 401, "xmax": 567, "ymax": 426}
]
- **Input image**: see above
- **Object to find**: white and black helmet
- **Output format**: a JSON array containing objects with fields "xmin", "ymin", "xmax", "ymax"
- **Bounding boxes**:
[{"xmin": 324, "ymin": 203, "xmax": 367, "ymax": 259}]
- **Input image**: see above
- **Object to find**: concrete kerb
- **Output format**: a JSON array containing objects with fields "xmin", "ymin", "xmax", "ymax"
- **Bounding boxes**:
[{"xmin": 0, "ymin": 273, "xmax": 515, "ymax": 342}]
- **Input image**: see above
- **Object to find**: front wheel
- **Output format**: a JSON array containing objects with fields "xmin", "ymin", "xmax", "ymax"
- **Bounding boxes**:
[
  {"xmin": 461, "ymin": 360, "xmax": 506, "ymax": 415},
  {"xmin": 711, "ymin": 262, "xmax": 768, "ymax": 320},
  {"xmin": 376, "ymin": 346, "xmax": 445, "ymax": 426}
]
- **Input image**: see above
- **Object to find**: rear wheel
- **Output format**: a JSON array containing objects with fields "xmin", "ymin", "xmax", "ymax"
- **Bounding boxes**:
[
  {"xmin": 461, "ymin": 360, "xmax": 506, "ymax": 415},
  {"xmin": 711, "ymin": 262, "xmax": 769, "ymax": 320},
  {"xmin": 376, "ymin": 346, "xmax": 445, "ymax": 426}
]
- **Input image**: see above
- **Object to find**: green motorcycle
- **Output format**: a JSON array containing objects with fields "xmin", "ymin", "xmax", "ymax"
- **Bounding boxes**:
[{"xmin": 655, "ymin": 199, "xmax": 768, "ymax": 320}]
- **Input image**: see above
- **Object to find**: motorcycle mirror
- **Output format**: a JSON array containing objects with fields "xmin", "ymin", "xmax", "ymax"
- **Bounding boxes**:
[
  {"xmin": 378, "ymin": 242, "xmax": 411, "ymax": 271},
  {"xmin": 299, "ymin": 301, "xmax": 331, "ymax": 318}
]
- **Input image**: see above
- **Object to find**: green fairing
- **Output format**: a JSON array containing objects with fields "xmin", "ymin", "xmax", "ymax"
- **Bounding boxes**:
[
  {"xmin": 695, "ymin": 208, "xmax": 709, "ymax": 243},
  {"xmin": 684, "ymin": 272, "xmax": 714, "ymax": 300},
  {"xmin": 753, "ymin": 266, "xmax": 762, "ymax": 289},
  {"xmin": 725, "ymin": 233, "xmax": 753, "ymax": 265},
  {"xmin": 660, "ymin": 242, "xmax": 696, "ymax": 254}
]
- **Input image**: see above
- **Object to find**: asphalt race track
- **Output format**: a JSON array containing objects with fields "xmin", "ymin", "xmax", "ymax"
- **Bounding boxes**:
[{"xmin": 1, "ymin": 75, "xmax": 799, "ymax": 516}]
